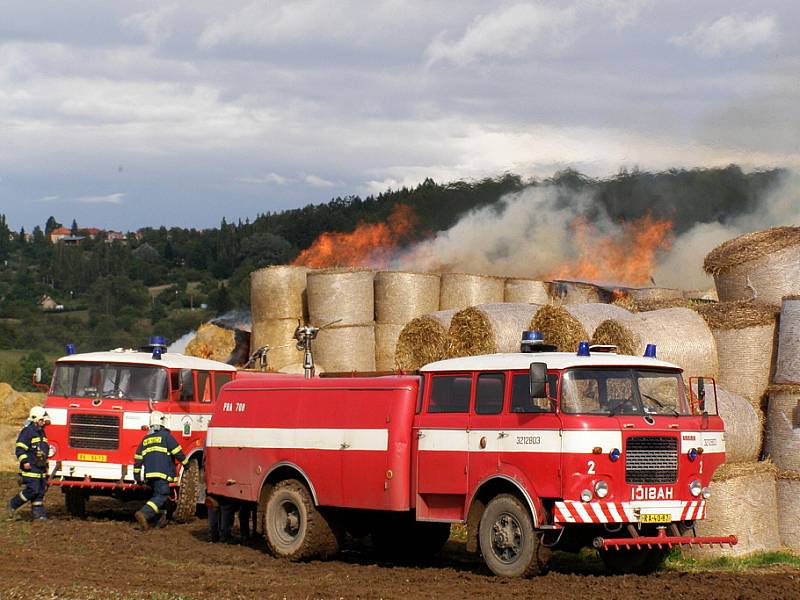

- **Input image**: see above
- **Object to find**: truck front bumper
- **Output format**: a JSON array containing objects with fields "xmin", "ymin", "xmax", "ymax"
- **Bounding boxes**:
[{"xmin": 593, "ymin": 525, "xmax": 737, "ymax": 550}]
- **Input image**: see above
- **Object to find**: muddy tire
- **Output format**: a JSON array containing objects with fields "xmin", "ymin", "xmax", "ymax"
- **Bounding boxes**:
[
  {"xmin": 478, "ymin": 494, "xmax": 543, "ymax": 577},
  {"xmin": 64, "ymin": 489, "xmax": 87, "ymax": 519},
  {"xmin": 599, "ymin": 547, "xmax": 669, "ymax": 574},
  {"xmin": 173, "ymin": 459, "xmax": 200, "ymax": 524},
  {"xmin": 263, "ymin": 479, "xmax": 340, "ymax": 561}
]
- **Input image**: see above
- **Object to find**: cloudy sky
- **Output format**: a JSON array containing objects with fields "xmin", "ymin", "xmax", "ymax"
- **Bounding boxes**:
[{"xmin": 0, "ymin": 0, "xmax": 797, "ymax": 232}]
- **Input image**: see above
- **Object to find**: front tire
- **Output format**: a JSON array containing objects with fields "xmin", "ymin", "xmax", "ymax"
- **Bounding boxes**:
[
  {"xmin": 173, "ymin": 459, "xmax": 200, "ymax": 523},
  {"xmin": 478, "ymin": 494, "xmax": 543, "ymax": 577},
  {"xmin": 263, "ymin": 479, "xmax": 340, "ymax": 561},
  {"xmin": 64, "ymin": 488, "xmax": 87, "ymax": 519}
]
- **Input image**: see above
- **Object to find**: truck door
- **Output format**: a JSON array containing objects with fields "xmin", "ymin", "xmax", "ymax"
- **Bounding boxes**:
[
  {"xmin": 500, "ymin": 372, "xmax": 563, "ymax": 499},
  {"xmin": 414, "ymin": 373, "xmax": 471, "ymax": 519},
  {"xmin": 468, "ymin": 372, "xmax": 506, "ymax": 491}
]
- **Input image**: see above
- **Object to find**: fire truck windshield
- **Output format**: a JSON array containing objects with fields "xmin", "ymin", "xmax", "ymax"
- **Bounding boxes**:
[
  {"xmin": 51, "ymin": 362, "xmax": 169, "ymax": 401},
  {"xmin": 560, "ymin": 368, "xmax": 688, "ymax": 416}
]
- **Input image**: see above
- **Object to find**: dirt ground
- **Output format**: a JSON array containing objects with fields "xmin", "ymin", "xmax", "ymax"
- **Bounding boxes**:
[{"xmin": 0, "ymin": 473, "xmax": 797, "ymax": 600}]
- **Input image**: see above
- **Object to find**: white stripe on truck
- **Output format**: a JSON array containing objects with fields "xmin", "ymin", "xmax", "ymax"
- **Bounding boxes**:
[{"xmin": 207, "ymin": 427, "xmax": 389, "ymax": 451}]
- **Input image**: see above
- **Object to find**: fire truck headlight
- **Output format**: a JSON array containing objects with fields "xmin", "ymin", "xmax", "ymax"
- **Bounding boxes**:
[
  {"xmin": 48, "ymin": 443, "xmax": 57, "ymax": 458},
  {"xmin": 580, "ymin": 489, "xmax": 593, "ymax": 502},
  {"xmin": 702, "ymin": 487, "xmax": 711, "ymax": 499},
  {"xmin": 594, "ymin": 480, "xmax": 609, "ymax": 499},
  {"xmin": 689, "ymin": 480, "xmax": 702, "ymax": 497}
]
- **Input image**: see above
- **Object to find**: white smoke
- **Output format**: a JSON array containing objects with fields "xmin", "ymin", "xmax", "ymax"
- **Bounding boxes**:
[{"xmin": 167, "ymin": 331, "xmax": 195, "ymax": 354}]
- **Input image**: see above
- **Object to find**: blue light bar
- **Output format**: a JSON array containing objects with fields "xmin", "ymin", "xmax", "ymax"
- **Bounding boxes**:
[
  {"xmin": 644, "ymin": 343, "xmax": 657, "ymax": 358},
  {"xmin": 149, "ymin": 335, "xmax": 166, "ymax": 348},
  {"xmin": 152, "ymin": 346, "xmax": 163, "ymax": 360},
  {"xmin": 577, "ymin": 341, "xmax": 590, "ymax": 357},
  {"xmin": 65, "ymin": 343, "xmax": 76, "ymax": 355},
  {"xmin": 522, "ymin": 330, "xmax": 544, "ymax": 342}
]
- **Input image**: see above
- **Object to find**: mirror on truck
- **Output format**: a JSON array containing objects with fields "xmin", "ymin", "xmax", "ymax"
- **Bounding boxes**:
[
  {"xmin": 697, "ymin": 377, "xmax": 706, "ymax": 413},
  {"xmin": 34, "ymin": 367, "xmax": 42, "ymax": 383},
  {"xmin": 529, "ymin": 362, "xmax": 547, "ymax": 399}
]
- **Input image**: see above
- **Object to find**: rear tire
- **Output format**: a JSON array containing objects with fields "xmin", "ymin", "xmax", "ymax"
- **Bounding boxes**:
[
  {"xmin": 263, "ymin": 479, "xmax": 340, "ymax": 561},
  {"xmin": 64, "ymin": 489, "xmax": 87, "ymax": 519},
  {"xmin": 173, "ymin": 459, "xmax": 200, "ymax": 524},
  {"xmin": 478, "ymin": 494, "xmax": 543, "ymax": 577}
]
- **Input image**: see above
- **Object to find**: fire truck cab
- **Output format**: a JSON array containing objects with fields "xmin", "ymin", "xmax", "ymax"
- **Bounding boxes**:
[
  {"xmin": 44, "ymin": 340, "xmax": 237, "ymax": 520},
  {"xmin": 205, "ymin": 340, "xmax": 734, "ymax": 577}
]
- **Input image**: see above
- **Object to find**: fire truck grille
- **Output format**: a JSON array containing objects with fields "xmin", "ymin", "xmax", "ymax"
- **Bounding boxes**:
[
  {"xmin": 625, "ymin": 436, "xmax": 678, "ymax": 484},
  {"xmin": 68, "ymin": 414, "xmax": 120, "ymax": 450}
]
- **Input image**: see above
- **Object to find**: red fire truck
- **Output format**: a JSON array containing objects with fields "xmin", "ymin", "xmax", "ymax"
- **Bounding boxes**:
[
  {"xmin": 205, "ymin": 339, "xmax": 736, "ymax": 577},
  {"xmin": 43, "ymin": 339, "xmax": 237, "ymax": 520}
]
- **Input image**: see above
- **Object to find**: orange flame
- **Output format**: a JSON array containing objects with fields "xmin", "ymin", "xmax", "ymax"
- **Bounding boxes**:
[
  {"xmin": 292, "ymin": 204, "xmax": 417, "ymax": 269},
  {"xmin": 546, "ymin": 214, "xmax": 673, "ymax": 286}
]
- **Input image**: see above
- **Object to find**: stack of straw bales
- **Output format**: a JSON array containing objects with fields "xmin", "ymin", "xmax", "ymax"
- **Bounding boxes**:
[
  {"xmin": 697, "ymin": 301, "xmax": 779, "ymax": 413},
  {"xmin": 532, "ymin": 303, "xmax": 631, "ymax": 352},
  {"xmin": 549, "ymin": 280, "xmax": 604, "ymax": 304},
  {"xmin": 439, "ymin": 273, "xmax": 505, "ymax": 311},
  {"xmin": 591, "ymin": 307, "xmax": 719, "ymax": 379},
  {"xmin": 251, "ymin": 266, "xmax": 309, "ymax": 370},
  {"xmin": 715, "ymin": 387, "xmax": 763, "ymax": 463},
  {"xmin": 613, "ymin": 296, "xmax": 692, "ymax": 313},
  {"xmin": 703, "ymin": 226, "xmax": 800, "ymax": 305},
  {"xmin": 774, "ymin": 296, "xmax": 800, "ymax": 384},
  {"xmin": 626, "ymin": 287, "xmax": 684, "ymax": 302},
  {"xmin": 776, "ymin": 471, "xmax": 800, "ymax": 549},
  {"xmin": 395, "ymin": 310, "xmax": 457, "ymax": 371},
  {"xmin": 374, "ymin": 271, "xmax": 440, "ymax": 370},
  {"xmin": 445, "ymin": 303, "xmax": 539, "ymax": 358},
  {"xmin": 504, "ymin": 278, "xmax": 552, "ymax": 304},
  {"xmin": 689, "ymin": 461, "xmax": 780, "ymax": 557},
  {"xmin": 307, "ymin": 269, "xmax": 376, "ymax": 372},
  {"xmin": 763, "ymin": 384, "xmax": 800, "ymax": 472}
]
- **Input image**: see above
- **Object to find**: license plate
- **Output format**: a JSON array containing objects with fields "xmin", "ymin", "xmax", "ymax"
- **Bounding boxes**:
[
  {"xmin": 639, "ymin": 513, "xmax": 671, "ymax": 523},
  {"xmin": 77, "ymin": 453, "xmax": 108, "ymax": 462}
]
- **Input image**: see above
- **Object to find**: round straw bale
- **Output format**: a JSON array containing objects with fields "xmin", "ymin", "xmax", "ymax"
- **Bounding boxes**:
[
  {"xmin": 716, "ymin": 387, "xmax": 763, "ymax": 463},
  {"xmin": 439, "ymin": 273, "xmax": 505, "ymax": 311},
  {"xmin": 307, "ymin": 268, "xmax": 375, "ymax": 326},
  {"xmin": 251, "ymin": 265, "xmax": 310, "ymax": 321},
  {"xmin": 548, "ymin": 280, "xmax": 604, "ymax": 304},
  {"xmin": 375, "ymin": 323, "xmax": 405, "ymax": 371},
  {"xmin": 313, "ymin": 323, "xmax": 376, "ymax": 373},
  {"xmin": 774, "ymin": 297, "xmax": 800, "ymax": 384},
  {"xmin": 445, "ymin": 303, "xmax": 540, "ymax": 358},
  {"xmin": 776, "ymin": 470, "xmax": 800, "ymax": 549},
  {"xmin": 531, "ymin": 303, "xmax": 631, "ymax": 352},
  {"xmin": 627, "ymin": 287, "xmax": 684, "ymax": 302},
  {"xmin": 687, "ymin": 461, "xmax": 780, "ymax": 558},
  {"xmin": 374, "ymin": 271, "xmax": 440, "ymax": 324},
  {"xmin": 703, "ymin": 227, "xmax": 800, "ymax": 305},
  {"xmin": 184, "ymin": 323, "xmax": 250, "ymax": 366},
  {"xmin": 251, "ymin": 317, "xmax": 304, "ymax": 371},
  {"xmin": 395, "ymin": 310, "xmax": 457, "ymax": 371},
  {"xmin": 695, "ymin": 301, "xmax": 778, "ymax": 410},
  {"xmin": 591, "ymin": 308, "xmax": 719, "ymax": 378},
  {"xmin": 504, "ymin": 278, "xmax": 552, "ymax": 304},
  {"xmin": 764, "ymin": 384, "xmax": 800, "ymax": 471},
  {"xmin": 613, "ymin": 297, "xmax": 693, "ymax": 313}
]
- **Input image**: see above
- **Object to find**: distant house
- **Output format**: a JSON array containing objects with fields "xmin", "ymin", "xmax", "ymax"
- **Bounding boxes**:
[
  {"xmin": 105, "ymin": 230, "xmax": 126, "ymax": 243},
  {"xmin": 79, "ymin": 227, "xmax": 102, "ymax": 239},
  {"xmin": 61, "ymin": 235, "xmax": 86, "ymax": 245},
  {"xmin": 49, "ymin": 226, "xmax": 71, "ymax": 243},
  {"xmin": 40, "ymin": 295, "xmax": 58, "ymax": 311}
]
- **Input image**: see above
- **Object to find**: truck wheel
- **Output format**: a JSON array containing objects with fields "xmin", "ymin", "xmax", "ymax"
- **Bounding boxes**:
[
  {"xmin": 263, "ymin": 479, "xmax": 340, "ymax": 561},
  {"xmin": 478, "ymin": 494, "xmax": 542, "ymax": 577},
  {"xmin": 64, "ymin": 489, "xmax": 87, "ymax": 519},
  {"xmin": 173, "ymin": 459, "xmax": 200, "ymax": 524},
  {"xmin": 599, "ymin": 547, "xmax": 669, "ymax": 574}
]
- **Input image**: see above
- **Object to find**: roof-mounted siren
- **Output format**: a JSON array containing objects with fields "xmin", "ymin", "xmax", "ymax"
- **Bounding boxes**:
[
  {"xmin": 144, "ymin": 335, "xmax": 167, "ymax": 359},
  {"xmin": 65, "ymin": 343, "xmax": 76, "ymax": 356},
  {"xmin": 577, "ymin": 341, "xmax": 591, "ymax": 357},
  {"xmin": 520, "ymin": 330, "xmax": 557, "ymax": 353},
  {"xmin": 644, "ymin": 343, "xmax": 657, "ymax": 358}
]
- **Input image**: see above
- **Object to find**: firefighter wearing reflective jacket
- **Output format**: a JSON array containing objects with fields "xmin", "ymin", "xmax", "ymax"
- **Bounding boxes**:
[
  {"xmin": 132, "ymin": 411, "xmax": 187, "ymax": 530},
  {"xmin": 7, "ymin": 406, "xmax": 50, "ymax": 520}
]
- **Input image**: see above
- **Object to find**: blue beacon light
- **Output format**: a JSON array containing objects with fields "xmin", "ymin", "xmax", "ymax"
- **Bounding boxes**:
[
  {"xmin": 152, "ymin": 346, "xmax": 163, "ymax": 360},
  {"xmin": 644, "ymin": 343, "xmax": 657, "ymax": 358},
  {"xmin": 609, "ymin": 448, "xmax": 621, "ymax": 462},
  {"xmin": 577, "ymin": 341, "xmax": 590, "ymax": 357},
  {"xmin": 65, "ymin": 343, "xmax": 76, "ymax": 355}
]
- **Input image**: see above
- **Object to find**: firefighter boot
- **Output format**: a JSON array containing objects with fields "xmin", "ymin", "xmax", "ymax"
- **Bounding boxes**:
[
  {"xmin": 156, "ymin": 512, "xmax": 168, "ymax": 529},
  {"xmin": 7, "ymin": 494, "xmax": 24, "ymax": 519},
  {"xmin": 31, "ymin": 501, "xmax": 48, "ymax": 521},
  {"xmin": 134, "ymin": 510, "xmax": 150, "ymax": 530}
]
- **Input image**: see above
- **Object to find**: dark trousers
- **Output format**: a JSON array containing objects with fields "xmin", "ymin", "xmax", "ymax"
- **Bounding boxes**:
[
  {"xmin": 140, "ymin": 478, "xmax": 171, "ymax": 520},
  {"xmin": 9, "ymin": 474, "xmax": 47, "ymax": 518},
  {"xmin": 207, "ymin": 500, "xmax": 236, "ymax": 542}
]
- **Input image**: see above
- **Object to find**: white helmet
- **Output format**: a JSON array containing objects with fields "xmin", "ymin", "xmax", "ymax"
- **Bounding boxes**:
[
  {"xmin": 29, "ymin": 406, "xmax": 50, "ymax": 423},
  {"xmin": 149, "ymin": 411, "xmax": 166, "ymax": 428}
]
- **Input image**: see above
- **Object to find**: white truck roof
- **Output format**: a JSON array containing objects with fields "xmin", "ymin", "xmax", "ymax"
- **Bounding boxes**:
[
  {"xmin": 421, "ymin": 351, "xmax": 681, "ymax": 373},
  {"xmin": 55, "ymin": 350, "xmax": 237, "ymax": 371}
]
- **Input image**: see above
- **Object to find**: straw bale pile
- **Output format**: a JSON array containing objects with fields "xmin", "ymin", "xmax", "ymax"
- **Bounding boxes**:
[
  {"xmin": 375, "ymin": 323, "xmax": 405, "ymax": 371},
  {"xmin": 314, "ymin": 324, "xmax": 376, "ymax": 372},
  {"xmin": 697, "ymin": 301, "xmax": 779, "ymax": 411},
  {"xmin": 251, "ymin": 265, "xmax": 310, "ymax": 321},
  {"xmin": 774, "ymin": 296, "xmax": 800, "ymax": 384},
  {"xmin": 445, "ymin": 303, "xmax": 539, "ymax": 358},
  {"xmin": 307, "ymin": 268, "xmax": 375, "ymax": 326},
  {"xmin": 764, "ymin": 384, "xmax": 800, "ymax": 471},
  {"xmin": 549, "ymin": 281, "xmax": 604, "ymax": 304},
  {"xmin": 627, "ymin": 287, "xmax": 684, "ymax": 302},
  {"xmin": 776, "ymin": 470, "xmax": 800, "ymax": 549},
  {"xmin": 591, "ymin": 308, "xmax": 719, "ymax": 379},
  {"xmin": 531, "ymin": 303, "xmax": 631, "ymax": 352},
  {"xmin": 613, "ymin": 296, "xmax": 693, "ymax": 313},
  {"xmin": 395, "ymin": 310, "xmax": 457, "ymax": 371},
  {"xmin": 185, "ymin": 323, "xmax": 250, "ymax": 366},
  {"xmin": 716, "ymin": 387, "xmax": 763, "ymax": 463},
  {"xmin": 1, "ymin": 384, "xmax": 44, "ymax": 473},
  {"xmin": 439, "ymin": 273, "xmax": 505, "ymax": 311},
  {"xmin": 251, "ymin": 318, "xmax": 303, "ymax": 371},
  {"xmin": 688, "ymin": 461, "xmax": 780, "ymax": 557},
  {"xmin": 703, "ymin": 226, "xmax": 800, "ymax": 305},
  {"xmin": 374, "ymin": 271, "xmax": 440, "ymax": 324},
  {"xmin": 504, "ymin": 278, "xmax": 552, "ymax": 304},
  {"xmin": 684, "ymin": 288, "xmax": 719, "ymax": 302}
]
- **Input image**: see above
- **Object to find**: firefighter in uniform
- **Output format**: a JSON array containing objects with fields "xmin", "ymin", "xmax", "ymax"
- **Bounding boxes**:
[
  {"xmin": 132, "ymin": 411, "xmax": 187, "ymax": 530},
  {"xmin": 7, "ymin": 406, "xmax": 51, "ymax": 520}
]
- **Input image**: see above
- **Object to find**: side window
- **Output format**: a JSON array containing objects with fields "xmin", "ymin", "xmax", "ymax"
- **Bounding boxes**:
[
  {"xmin": 180, "ymin": 369, "xmax": 194, "ymax": 402},
  {"xmin": 475, "ymin": 373, "xmax": 505, "ymax": 415},
  {"xmin": 510, "ymin": 374, "xmax": 556, "ymax": 413},
  {"xmin": 197, "ymin": 371, "xmax": 212, "ymax": 403},
  {"xmin": 428, "ymin": 375, "xmax": 471, "ymax": 413},
  {"xmin": 213, "ymin": 373, "xmax": 233, "ymax": 402}
]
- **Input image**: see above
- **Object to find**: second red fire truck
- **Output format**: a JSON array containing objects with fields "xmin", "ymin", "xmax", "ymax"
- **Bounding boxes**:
[{"xmin": 205, "ymin": 334, "xmax": 736, "ymax": 577}]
